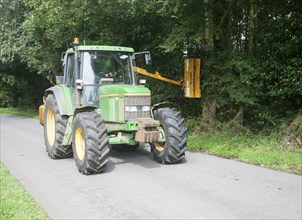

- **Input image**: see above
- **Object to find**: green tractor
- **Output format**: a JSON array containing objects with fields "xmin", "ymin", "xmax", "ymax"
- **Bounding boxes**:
[{"xmin": 39, "ymin": 38, "xmax": 198, "ymax": 175}]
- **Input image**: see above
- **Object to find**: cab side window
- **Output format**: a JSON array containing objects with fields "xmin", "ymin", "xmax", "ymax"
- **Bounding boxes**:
[{"xmin": 65, "ymin": 54, "xmax": 74, "ymax": 86}]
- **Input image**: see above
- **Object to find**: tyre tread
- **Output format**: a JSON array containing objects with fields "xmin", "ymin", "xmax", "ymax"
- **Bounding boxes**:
[
  {"xmin": 72, "ymin": 111, "xmax": 109, "ymax": 175},
  {"xmin": 44, "ymin": 94, "xmax": 72, "ymax": 159},
  {"xmin": 151, "ymin": 107, "xmax": 187, "ymax": 164}
]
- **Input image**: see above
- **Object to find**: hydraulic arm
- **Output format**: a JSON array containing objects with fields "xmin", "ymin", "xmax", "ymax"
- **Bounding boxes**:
[
  {"xmin": 133, "ymin": 66, "xmax": 182, "ymax": 86},
  {"xmin": 134, "ymin": 58, "xmax": 201, "ymax": 98}
]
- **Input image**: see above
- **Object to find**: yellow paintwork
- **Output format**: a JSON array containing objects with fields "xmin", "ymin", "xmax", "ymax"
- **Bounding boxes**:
[
  {"xmin": 134, "ymin": 67, "xmax": 182, "ymax": 86},
  {"xmin": 134, "ymin": 59, "xmax": 201, "ymax": 98},
  {"xmin": 46, "ymin": 107, "xmax": 55, "ymax": 146},
  {"xmin": 75, "ymin": 128, "xmax": 85, "ymax": 161},
  {"xmin": 100, "ymin": 93, "xmax": 150, "ymax": 98},
  {"xmin": 184, "ymin": 58, "xmax": 201, "ymax": 98},
  {"xmin": 155, "ymin": 142, "xmax": 165, "ymax": 153},
  {"xmin": 39, "ymin": 105, "xmax": 45, "ymax": 125}
]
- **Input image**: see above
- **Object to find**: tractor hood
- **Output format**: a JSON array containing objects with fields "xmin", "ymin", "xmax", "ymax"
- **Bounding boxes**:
[
  {"xmin": 99, "ymin": 85, "xmax": 151, "ymax": 123},
  {"xmin": 99, "ymin": 84, "xmax": 150, "ymax": 97}
]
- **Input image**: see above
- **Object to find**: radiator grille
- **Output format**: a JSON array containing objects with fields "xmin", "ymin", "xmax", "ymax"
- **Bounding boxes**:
[
  {"xmin": 125, "ymin": 96, "xmax": 151, "ymax": 121},
  {"xmin": 125, "ymin": 96, "xmax": 150, "ymax": 106}
]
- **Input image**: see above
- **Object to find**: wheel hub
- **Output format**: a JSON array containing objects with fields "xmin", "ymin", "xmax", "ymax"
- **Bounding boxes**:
[
  {"xmin": 46, "ymin": 108, "xmax": 55, "ymax": 146},
  {"xmin": 75, "ymin": 128, "xmax": 86, "ymax": 161},
  {"xmin": 155, "ymin": 142, "xmax": 165, "ymax": 153}
]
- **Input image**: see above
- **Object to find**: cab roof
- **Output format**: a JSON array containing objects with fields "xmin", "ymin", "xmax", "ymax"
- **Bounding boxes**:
[{"xmin": 66, "ymin": 45, "xmax": 134, "ymax": 54}]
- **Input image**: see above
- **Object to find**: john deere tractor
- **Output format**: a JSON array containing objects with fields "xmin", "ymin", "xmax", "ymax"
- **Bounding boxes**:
[{"xmin": 39, "ymin": 38, "xmax": 200, "ymax": 175}]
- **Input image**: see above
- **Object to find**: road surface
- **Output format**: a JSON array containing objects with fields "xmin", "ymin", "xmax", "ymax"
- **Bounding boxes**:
[{"xmin": 0, "ymin": 114, "xmax": 301, "ymax": 219}]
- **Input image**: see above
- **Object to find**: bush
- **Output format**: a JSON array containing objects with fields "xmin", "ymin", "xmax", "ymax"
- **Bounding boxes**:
[{"xmin": 286, "ymin": 113, "xmax": 302, "ymax": 149}]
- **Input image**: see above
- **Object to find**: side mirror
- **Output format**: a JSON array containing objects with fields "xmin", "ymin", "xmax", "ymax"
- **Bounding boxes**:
[
  {"xmin": 56, "ymin": 76, "xmax": 64, "ymax": 84},
  {"xmin": 145, "ymin": 53, "xmax": 152, "ymax": 65},
  {"xmin": 76, "ymin": 79, "xmax": 83, "ymax": 90},
  {"xmin": 61, "ymin": 52, "xmax": 66, "ymax": 62},
  {"xmin": 139, "ymin": 79, "xmax": 146, "ymax": 86},
  {"xmin": 133, "ymin": 51, "xmax": 152, "ymax": 65}
]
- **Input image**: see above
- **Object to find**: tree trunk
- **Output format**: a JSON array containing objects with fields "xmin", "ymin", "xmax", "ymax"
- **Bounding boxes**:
[
  {"xmin": 204, "ymin": 0, "xmax": 214, "ymax": 55},
  {"xmin": 200, "ymin": 0, "xmax": 217, "ymax": 131},
  {"xmin": 248, "ymin": 0, "xmax": 256, "ymax": 57},
  {"xmin": 228, "ymin": 107, "xmax": 244, "ymax": 135},
  {"xmin": 201, "ymin": 0, "xmax": 217, "ymax": 131},
  {"xmin": 230, "ymin": 107, "xmax": 244, "ymax": 125},
  {"xmin": 200, "ymin": 98, "xmax": 217, "ymax": 131},
  {"xmin": 219, "ymin": 0, "xmax": 236, "ymax": 49}
]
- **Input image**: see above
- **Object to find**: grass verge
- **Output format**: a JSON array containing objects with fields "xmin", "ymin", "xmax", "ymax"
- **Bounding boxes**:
[
  {"xmin": 0, "ymin": 108, "xmax": 38, "ymax": 119},
  {"xmin": 0, "ymin": 162, "xmax": 49, "ymax": 220},
  {"xmin": 188, "ymin": 132, "xmax": 302, "ymax": 175}
]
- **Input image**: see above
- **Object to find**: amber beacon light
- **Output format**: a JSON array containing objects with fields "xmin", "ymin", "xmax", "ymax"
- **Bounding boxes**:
[{"xmin": 73, "ymin": 37, "xmax": 80, "ymax": 45}]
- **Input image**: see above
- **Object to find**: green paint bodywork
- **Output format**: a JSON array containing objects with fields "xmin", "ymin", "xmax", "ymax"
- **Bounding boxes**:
[
  {"xmin": 66, "ymin": 45, "xmax": 134, "ymax": 54},
  {"xmin": 45, "ymin": 85, "xmax": 73, "ymax": 116},
  {"xmin": 105, "ymin": 121, "xmax": 138, "ymax": 133},
  {"xmin": 157, "ymin": 127, "xmax": 165, "ymax": 143},
  {"xmin": 100, "ymin": 84, "xmax": 150, "ymax": 95},
  {"xmin": 99, "ymin": 84, "xmax": 150, "ymax": 123},
  {"xmin": 108, "ymin": 132, "xmax": 137, "ymax": 145},
  {"xmin": 59, "ymin": 85, "xmax": 74, "ymax": 115},
  {"xmin": 99, "ymin": 94, "xmax": 125, "ymax": 122},
  {"xmin": 62, "ymin": 116, "xmax": 73, "ymax": 145}
]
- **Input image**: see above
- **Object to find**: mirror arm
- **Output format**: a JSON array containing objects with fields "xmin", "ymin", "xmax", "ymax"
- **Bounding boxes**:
[{"xmin": 133, "ymin": 51, "xmax": 152, "ymax": 65}]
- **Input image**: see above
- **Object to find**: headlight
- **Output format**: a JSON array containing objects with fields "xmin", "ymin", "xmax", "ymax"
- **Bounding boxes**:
[
  {"xmin": 125, "ymin": 105, "xmax": 150, "ymax": 112},
  {"xmin": 142, "ymin": 106, "xmax": 150, "ymax": 111},
  {"xmin": 125, "ymin": 106, "xmax": 138, "ymax": 112}
]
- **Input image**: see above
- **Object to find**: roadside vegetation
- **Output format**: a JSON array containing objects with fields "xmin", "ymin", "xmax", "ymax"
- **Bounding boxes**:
[
  {"xmin": 187, "ymin": 121, "xmax": 302, "ymax": 174},
  {"xmin": 189, "ymin": 135, "xmax": 302, "ymax": 174},
  {"xmin": 0, "ymin": 108, "xmax": 39, "ymax": 119},
  {"xmin": 0, "ymin": 162, "xmax": 49, "ymax": 220}
]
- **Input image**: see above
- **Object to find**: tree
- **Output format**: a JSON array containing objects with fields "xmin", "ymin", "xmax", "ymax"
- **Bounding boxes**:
[{"xmin": 0, "ymin": 0, "xmax": 300, "ymax": 130}]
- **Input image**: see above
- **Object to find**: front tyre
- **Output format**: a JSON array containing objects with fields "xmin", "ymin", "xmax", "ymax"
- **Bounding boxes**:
[
  {"xmin": 44, "ymin": 94, "xmax": 72, "ymax": 159},
  {"xmin": 72, "ymin": 112, "xmax": 110, "ymax": 175},
  {"xmin": 151, "ymin": 108, "xmax": 187, "ymax": 164}
]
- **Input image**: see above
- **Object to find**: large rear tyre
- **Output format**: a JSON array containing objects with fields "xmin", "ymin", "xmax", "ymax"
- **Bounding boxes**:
[
  {"xmin": 72, "ymin": 112, "xmax": 110, "ymax": 175},
  {"xmin": 44, "ymin": 94, "xmax": 72, "ymax": 159},
  {"xmin": 151, "ymin": 107, "xmax": 187, "ymax": 164}
]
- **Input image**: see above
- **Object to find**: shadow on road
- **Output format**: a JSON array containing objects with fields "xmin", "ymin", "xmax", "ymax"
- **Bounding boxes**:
[
  {"xmin": 106, "ymin": 145, "xmax": 160, "ymax": 173},
  {"xmin": 105, "ymin": 144, "xmax": 187, "ymax": 174}
]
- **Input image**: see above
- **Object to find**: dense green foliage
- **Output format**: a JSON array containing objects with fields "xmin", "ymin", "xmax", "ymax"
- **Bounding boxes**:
[
  {"xmin": 0, "ymin": 162, "xmax": 49, "ymax": 219},
  {"xmin": 0, "ymin": 0, "xmax": 301, "ymax": 138}
]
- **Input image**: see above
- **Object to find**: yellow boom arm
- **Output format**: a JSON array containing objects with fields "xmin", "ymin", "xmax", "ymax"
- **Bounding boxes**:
[
  {"xmin": 133, "ymin": 66, "xmax": 182, "ymax": 86},
  {"xmin": 134, "ymin": 58, "xmax": 201, "ymax": 98}
]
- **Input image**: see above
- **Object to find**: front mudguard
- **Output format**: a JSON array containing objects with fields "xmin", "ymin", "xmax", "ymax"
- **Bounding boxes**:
[
  {"xmin": 151, "ymin": 102, "xmax": 173, "ymax": 119},
  {"xmin": 45, "ymin": 86, "xmax": 69, "ymax": 116}
]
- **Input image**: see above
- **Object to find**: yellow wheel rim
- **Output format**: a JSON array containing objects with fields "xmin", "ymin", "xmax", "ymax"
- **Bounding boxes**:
[
  {"xmin": 155, "ymin": 142, "xmax": 165, "ymax": 153},
  {"xmin": 46, "ymin": 108, "xmax": 55, "ymax": 146},
  {"xmin": 155, "ymin": 125, "xmax": 165, "ymax": 153},
  {"xmin": 75, "ymin": 128, "xmax": 85, "ymax": 161}
]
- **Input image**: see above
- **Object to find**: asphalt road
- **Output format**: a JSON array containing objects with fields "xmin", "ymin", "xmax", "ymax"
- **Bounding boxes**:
[{"xmin": 0, "ymin": 114, "xmax": 301, "ymax": 219}]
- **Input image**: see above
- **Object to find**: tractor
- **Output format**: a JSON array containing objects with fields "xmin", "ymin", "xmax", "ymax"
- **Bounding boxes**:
[{"xmin": 39, "ymin": 38, "xmax": 200, "ymax": 175}]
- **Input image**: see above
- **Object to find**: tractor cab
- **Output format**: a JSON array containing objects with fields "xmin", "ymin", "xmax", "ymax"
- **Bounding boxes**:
[
  {"xmin": 83, "ymin": 51, "xmax": 134, "ymax": 86},
  {"xmin": 79, "ymin": 50, "xmax": 135, "ymax": 106},
  {"xmin": 61, "ymin": 44, "xmax": 145, "ymax": 109}
]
